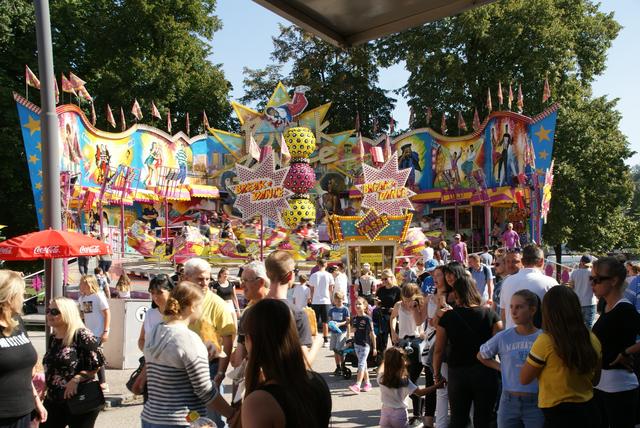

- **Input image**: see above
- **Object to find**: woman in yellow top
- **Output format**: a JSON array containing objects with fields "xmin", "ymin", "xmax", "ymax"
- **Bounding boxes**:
[{"xmin": 520, "ymin": 286, "xmax": 602, "ymax": 428}]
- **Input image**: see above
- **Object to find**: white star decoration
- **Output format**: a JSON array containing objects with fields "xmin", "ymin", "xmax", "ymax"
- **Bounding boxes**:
[
  {"xmin": 233, "ymin": 152, "xmax": 293, "ymax": 224},
  {"xmin": 356, "ymin": 155, "xmax": 415, "ymax": 216}
]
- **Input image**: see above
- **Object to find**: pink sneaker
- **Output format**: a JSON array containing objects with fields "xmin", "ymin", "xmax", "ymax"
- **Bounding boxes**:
[
  {"xmin": 362, "ymin": 383, "xmax": 372, "ymax": 392},
  {"xmin": 348, "ymin": 384, "xmax": 361, "ymax": 394}
]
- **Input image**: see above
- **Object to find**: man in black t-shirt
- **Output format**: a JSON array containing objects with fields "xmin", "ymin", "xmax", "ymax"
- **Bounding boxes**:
[{"xmin": 265, "ymin": 251, "xmax": 322, "ymax": 364}]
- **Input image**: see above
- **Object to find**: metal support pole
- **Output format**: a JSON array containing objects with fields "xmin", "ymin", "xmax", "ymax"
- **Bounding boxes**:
[
  {"xmin": 35, "ymin": 1, "xmax": 63, "ymax": 308},
  {"xmin": 484, "ymin": 203, "xmax": 491, "ymax": 247},
  {"xmin": 259, "ymin": 215, "xmax": 264, "ymax": 261},
  {"xmin": 120, "ymin": 203, "xmax": 125, "ymax": 254}
]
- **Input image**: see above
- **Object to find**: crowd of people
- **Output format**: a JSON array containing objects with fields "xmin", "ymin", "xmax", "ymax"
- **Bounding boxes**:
[{"xmin": 2, "ymin": 237, "xmax": 640, "ymax": 428}]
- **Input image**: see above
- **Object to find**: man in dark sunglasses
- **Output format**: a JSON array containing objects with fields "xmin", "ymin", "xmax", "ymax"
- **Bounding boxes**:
[{"xmin": 568, "ymin": 255, "xmax": 597, "ymax": 328}]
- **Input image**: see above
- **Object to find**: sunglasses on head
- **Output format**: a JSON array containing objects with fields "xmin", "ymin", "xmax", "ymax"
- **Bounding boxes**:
[
  {"xmin": 46, "ymin": 308, "xmax": 61, "ymax": 316},
  {"xmin": 506, "ymin": 248, "xmax": 522, "ymax": 253},
  {"xmin": 589, "ymin": 275, "xmax": 613, "ymax": 284}
]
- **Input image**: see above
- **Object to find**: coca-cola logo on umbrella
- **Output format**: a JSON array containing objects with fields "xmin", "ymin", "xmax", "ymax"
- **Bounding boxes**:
[
  {"xmin": 33, "ymin": 246, "xmax": 61, "ymax": 255},
  {"xmin": 0, "ymin": 247, "xmax": 13, "ymax": 255},
  {"xmin": 79, "ymin": 245, "xmax": 101, "ymax": 254}
]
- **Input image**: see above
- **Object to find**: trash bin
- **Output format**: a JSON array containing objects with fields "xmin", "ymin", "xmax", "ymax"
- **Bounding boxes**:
[{"xmin": 102, "ymin": 298, "xmax": 151, "ymax": 369}]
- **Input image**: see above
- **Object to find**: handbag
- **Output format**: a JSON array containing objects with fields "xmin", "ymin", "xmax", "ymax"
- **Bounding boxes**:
[
  {"xmin": 66, "ymin": 381, "xmax": 105, "ymax": 415},
  {"xmin": 420, "ymin": 329, "xmax": 436, "ymax": 366},
  {"xmin": 126, "ymin": 356, "xmax": 147, "ymax": 396}
]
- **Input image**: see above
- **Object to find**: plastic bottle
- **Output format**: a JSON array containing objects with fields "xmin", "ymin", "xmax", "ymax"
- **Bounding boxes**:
[{"xmin": 186, "ymin": 410, "xmax": 215, "ymax": 427}]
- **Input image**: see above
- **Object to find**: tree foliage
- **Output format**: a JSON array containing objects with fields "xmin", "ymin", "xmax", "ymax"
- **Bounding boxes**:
[
  {"xmin": 375, "ymin": 0, "xmax": 634, "ymax": 252},
  {"xmin": 241, "ymin": 25, "xmax": 396, "ymax": 136},
  {"xmin": 0, "ymin": 0, "xmax": 233, "ymax": 237}
]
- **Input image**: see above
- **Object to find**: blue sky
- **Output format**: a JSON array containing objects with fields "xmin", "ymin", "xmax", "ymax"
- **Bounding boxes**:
[{"xmin": 210, "ymin": 0, "xmax": 640, "ymax": 165}]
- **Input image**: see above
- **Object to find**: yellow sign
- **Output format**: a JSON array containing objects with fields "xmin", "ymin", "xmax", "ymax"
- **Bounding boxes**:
[{"xmin": 360, "ymin": 253, "xmax": 383, "ymax": 264}]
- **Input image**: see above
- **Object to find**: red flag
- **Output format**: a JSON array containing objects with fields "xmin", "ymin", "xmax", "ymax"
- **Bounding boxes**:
[
  {"xmin": 78, "ymin": 86, "xmax": 92, "ymax": 101},
  {"xmin": 61, "ymin": 73, "xmax": 76, "ymax": 95},
  {"xmin": 25, "ymin": 65, "xmax": 40, "ymax": 89},
  {"xmin": 151, "ymin": 101, "xmax": 161, "ymax": 120},
  {"xmin": 120, "ymin": 107, "xmax": 126, "ymax": 131},
  {"xmin": 166, "ymin": 108, "xmax": 172, "ymax": 134},
  {"xmin": 131, "ymin": 99, "xmax": 143, "ymax": 120},
  {"xmin": 384, "ymin": 134, "xmax": 392, "ymax": 161},
  {"xmin": 441, "ymin": 113, "xmax": 447, "ymax": 135},
  {"xmin": 68, "ymin": 72, "xmax": 86, "ymax": 90},
  {"xmin": 248, "ymin": 134, "xmax": 260, "ymax": 161},
  {"xmin": 542, "ymin": 77, "xmax": 551, "ymax": 103},
  {"xmin": 185, "ymin": 112, "xmax": 190, "ymax": 136},
  {"xmin": 355, "ymin": 111, "xmax": 360, "ymax": 133},
  {"xmin": 90, "ymin": 101, "xmax": 96, "ymax": 126},
  {"xmin": 358, "ymin": 134, "xmax": 365, "ymax": 161},
  {"xmin": 106, "ymin": 104, "xmax": 116, "ymax": 128},
  {"xmin": 371, "ymin": 146, "xmax": 384, "ymax": 164},
  {"xmin": 517, "ymin": 83, "xmax": 524, "ymax": 113},
  {"xmin": 486, "ymin": 88, "xmax": 493, "ymax": 112},
  {"xmin": 279, "ymin": 132, "xmax": 291, "ymax": 165},
  {"xmin": 497, "ymin": 81, "xmax": 503, "ymax": 107},
  {"xmin": 508, "ymin": 83, "xmax": 514, "ymax": 110},
  {"xmin": 473, "ymin": 108, "xmax": 481, "ymax": 131},
  {"xmin": 202, "ymin": 110, "xmax": 210, "ymax": 130},
  {"xmin": 54, "ymin": 78, "xmax": 59, "ymax": 104},
  {"xmin": 457, "ymin": 111, "xmax": 467, "ymax": 131},
  {"xmin": 425, "ymin": 107, "xmax": 432, "ymax": 125}
]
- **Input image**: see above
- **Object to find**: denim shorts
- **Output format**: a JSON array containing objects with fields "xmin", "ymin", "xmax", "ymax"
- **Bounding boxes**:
[{"xmin": 498, "ymin": 392, "xmax": 544, "ymax": 428}]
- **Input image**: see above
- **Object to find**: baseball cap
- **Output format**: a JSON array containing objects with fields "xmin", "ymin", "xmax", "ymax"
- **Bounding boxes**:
[
  {"xmin": 580, "ymin": 255, "xmax": 593, "ymax": 265},
  {"xmin": 425, "ymin": 259, "xmax": 438, "ymax": 272},
  {"xmin": 454, "ymin": 234, "xmax": 461, "ymax": 239}
]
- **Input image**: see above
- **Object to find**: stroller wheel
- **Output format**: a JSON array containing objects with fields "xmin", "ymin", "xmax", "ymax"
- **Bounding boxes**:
[{"xmin": 342, "ymin": 368, "xmax": 352, "ymax": 379}]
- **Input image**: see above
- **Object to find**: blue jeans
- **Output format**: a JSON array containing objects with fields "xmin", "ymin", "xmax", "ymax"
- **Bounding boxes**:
[
  {"xmin": 498, "ymin": 392, "xmax": 544, "ymax": 428},
  {"xmin": 208, "ymin": 360, "xmax": 225, "ymax": 428},
  {"xmin": 142, "ymin": 421, "xmax": 188, "ymax": 428},
  {"xmin": 582, "ymin": 305, "xmax": 596, "ymax": 329}
]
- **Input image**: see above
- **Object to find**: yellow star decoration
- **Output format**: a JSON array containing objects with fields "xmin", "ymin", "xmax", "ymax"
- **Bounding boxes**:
[
  {"xmin": 534, "ymin": 125, "xmax": 552, "ymax": 143},
  {"xmin": 29, "ymin": 154, "xmax": 39, "ymax": 165},
  {"xmin": 536, "ymin": 168, "xmax": 544, "ymax": 175},
  {"xmin": 538, "ymin": 150, "xmax": 548, "ymax": 160},
  {"xmin": 23, "ymin": 116, "xmax": 41, "ymax": 136},
  {"xmin": 36, "ymin": 142, "xmax": 42, "ymax": 151}
]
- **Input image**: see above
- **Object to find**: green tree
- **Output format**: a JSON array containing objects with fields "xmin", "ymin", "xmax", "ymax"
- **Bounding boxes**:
[
  {"xmin": 0, "ymin": 0, "xmax": 233, "ymax": 239},
  {"xmin": 241, "ymin": 25, "xmax": 396, "ymax": 136},
  {"xmin": 376, "ymin": 0, "xmax": 634, "ymax": 256}
]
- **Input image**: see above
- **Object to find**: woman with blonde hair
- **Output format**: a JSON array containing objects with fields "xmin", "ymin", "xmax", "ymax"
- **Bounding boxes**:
[
  {"xmin": 115, "ymin": 273, "xmax": 131, "ymax": 299},
  {"xmin": 142, "ymin": 282, "xmax": 232, "ymax": 427},
  {"xmin": 375, "ymin": 269, "xmax": 401, "ymax": 352},
  {"xmin": 78, "ymin": 275, "xmax": 110, "ymax": 392},
  {"xmin": 0, "ymin": 270, "xmax": 47, "ymax": 427},
  {"xmin": 42, "ymin": 297, "xmax": 105, "ymax": 428}
]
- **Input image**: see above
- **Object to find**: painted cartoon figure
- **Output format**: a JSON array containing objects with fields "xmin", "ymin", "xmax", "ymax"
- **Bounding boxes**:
[
  {"xmin": 460, "ymin": 144, "xmax": 477, "ymax": 182},
  {"xmin": 94, "ymin": 143, "xmax": 111, "ymax": 184},
  {"xmin": 500, "ymin": 124, "xmax": 514, "ymax": 185},
  {"xmin": 264, "ymin": 85, "xmax": 310, "ymax": 128},
  {"xmin": 63, "ymin": 123, "xmax": 82, "ymax": 164},
  {"xmin": 491, "ymin": 126, "xmax": 502, "ymax": 183},
  {"xmin": 175, "ymin": 141, "xmax": 188, "ymax": 184},
  {"xmin": 143, "ymin": 141, "xmax": 163, "ymax": 186},
  {"xmin": 398, "ymin": 143, "xmax": 422, "ymax": 187},
  {"xmin": 449, "ymin": 150, "xmax": 462, "ymax": 183}
]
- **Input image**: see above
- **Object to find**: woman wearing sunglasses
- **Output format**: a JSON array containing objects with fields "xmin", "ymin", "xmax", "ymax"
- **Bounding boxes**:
[
  {"xmin": 590, "ymin": 257, "xmax": 640, "ymax": 428},
  {"xmin": 0, "ymin": 270, "xmax": 48, "ymax": 428},
  {"xmin": 374, "ymin": 269, "xmax": 401, "ymax": 352},
  {"xmin": 42, "ymin": 297, "xmax": 105, "ymax": 428}
]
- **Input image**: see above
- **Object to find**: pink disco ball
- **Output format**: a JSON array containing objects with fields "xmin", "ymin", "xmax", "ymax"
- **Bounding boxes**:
[{"xmin": 284, "ymin": 162, "xmax": 315, "ymax": 194}]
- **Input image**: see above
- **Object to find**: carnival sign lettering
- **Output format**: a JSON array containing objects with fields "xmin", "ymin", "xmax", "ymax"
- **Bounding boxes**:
[
  {"xmin": 356, "ymin": 156, "xmax": 415, "ymax": 216},
  {"xmin": 33, "ymin": 246, "xmax": 60, "ymax": 255},
  {"xmin": 356, "ymin": 209, "xmax": 389, "ymax": 241}
]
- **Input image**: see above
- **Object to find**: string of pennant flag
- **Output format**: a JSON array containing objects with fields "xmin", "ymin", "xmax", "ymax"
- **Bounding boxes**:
[{"xmin": 24, "ymin": 65, "xmax": 209, "ymax": 136}]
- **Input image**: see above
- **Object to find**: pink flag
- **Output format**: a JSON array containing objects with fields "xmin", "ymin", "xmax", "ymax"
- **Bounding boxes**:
[
  {"xmin": 61, "ymin": 73, "xmax": 76, "ymax": 96},
  {"xmin": 151, "ymin": 101, "xmax": 161, "ymax": 120},
  {"xmin": 90, "ymin": 101, "xmax": 96, "ymax": 126},
  {"xmin": 497, "ymin": 81, "xmax": 503, "ymax": 107},
  {"xmin": 68, "ymin": 72, "xmax": 86, "ymax": 90},
  {"xmin": 508, "ymin": 83, "xmax": 514, "ymax": 110},
  {"xmin": 166, "ymin": 108, "xmax": 172, "ymax": 134},
  {"xmin": 425, "ymin": 107, "xmax": 432, "ymax": 125},
  {"xmin": 358, "ymin": 134, "xmax": 365, "ymax": 161},
  {"xmin": 248, "ymin": 134, "xmax": 260, "ymax": 161},
  {"xmin": 279, "ymin": 132, "xmax": 291, "ymax": 165},
  {"xmin": 54, "ymin": 78, "xmax": 60, "ymax": 104},
  {"xmin": 473, "ymin": 108, "xmax": 481, "ymax": 131},
  {"xmin": 131, "ymin": 99, "xmax": 143, "ymax": 120},
  {"xmin": 120, "ymin": 107, "xmax": 126, "ymax": 131},
  {"xmin": 106, "ymin": 104, "xmax": 116, "ymax": 128},
  {"xmin": 457, "ymin": 111, "xmax": 467, "ymax": 131},
  {"xmin": 371, "ymin": 146, "xmax": 384, "ymax": 164},
  {"xmin": 384, "ymin": 134, "xmax": 392, "ymax": 161},
  {"xmin": 441, "ymin": 113, "xmax": 447, "ymax": 135},
  {"xmin": 78, "ymin": 86, "xmax": 92, "ymax": 101},
  {"xmin": 25, "ymin": 65, "xmax": 40, "ymax": 89},
  {"xmin": 542, "ymin": 77, "xmax": 551, "ymax": 103},
  {"xmin": 517, "ymin": 83, "xmax": 524, "ymax": 113},
  {"xmin": 202, "ymin": 110, "xmax": 210, "ymax": 130},
  {"xmin": 486, "ymin": 88, "xmax": 493, "ymax": 112}
]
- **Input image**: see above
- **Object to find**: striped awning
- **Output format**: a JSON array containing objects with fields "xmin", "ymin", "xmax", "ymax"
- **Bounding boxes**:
[
  {"xmin": 188, "ymin": 183, "xmax": 220, "ymax": 199},
  {"xmin": 133, "ymin": 189, "xmax": 159, "ymax": 203}
]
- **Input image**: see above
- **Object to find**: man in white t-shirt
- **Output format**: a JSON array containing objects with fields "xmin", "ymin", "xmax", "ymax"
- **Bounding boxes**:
[
  {"xmin": 309, "ymin": 259, "xmax": 334, "ymax": 346},
  {"xmin": 290, "ymin": 274, "xmax": 311, "ymax": 312},
  {"xmin": 330, "ymin": 264, "xmax": 349, "ymax": 306},
  {"xmin": 569, "ymin": 255, "xmax": 598, "ymax": 328},
  {"xmin": 500, "ymin": 245, "xmax": 558, "ymax": 329}
]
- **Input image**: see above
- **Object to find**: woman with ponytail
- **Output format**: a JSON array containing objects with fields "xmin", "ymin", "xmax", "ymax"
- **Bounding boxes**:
[{"xmin": 142, "ymin": 282, "xmax": 233, "ymax": 427}]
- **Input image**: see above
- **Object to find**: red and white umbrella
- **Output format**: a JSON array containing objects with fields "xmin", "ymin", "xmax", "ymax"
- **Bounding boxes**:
[{"xmin": 0, "ymin": 229, "xmax": 111, "ymax": 261}]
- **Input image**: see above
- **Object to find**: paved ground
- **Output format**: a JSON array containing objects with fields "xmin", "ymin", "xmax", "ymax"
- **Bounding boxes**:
[{"xmin": 28, "ymin": 329, "xmax": 388, "ymax": 427}]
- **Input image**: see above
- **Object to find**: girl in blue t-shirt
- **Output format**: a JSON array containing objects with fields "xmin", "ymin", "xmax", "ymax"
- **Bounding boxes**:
[
  {"xmin": 478, "ymin": 289, "xmax": 543, "ymax": 428},
  {"xmin": 349, "ymin": 297, "xmax": 377, "ymax": 394}
]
